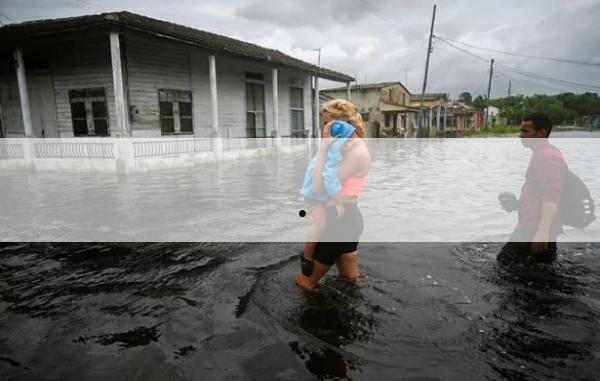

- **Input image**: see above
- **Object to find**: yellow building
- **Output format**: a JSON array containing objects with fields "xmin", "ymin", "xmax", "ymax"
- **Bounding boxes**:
[{"xmin": 321, "ymin": 82, "xmax": 419, "ymax": 137}]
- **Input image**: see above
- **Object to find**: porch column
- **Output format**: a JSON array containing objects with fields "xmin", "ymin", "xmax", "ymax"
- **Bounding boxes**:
[
  {"xmin": 272, "ymin": 67, "xmax": 279, "ymax": 138},
  {"xmin": 398, "ymin": 113, "xmax": 403, "ymax": 135},
  {"xmin": 428, "ymin": 107, "xmax": 433, "ymax": 136},
  {"xmin": 13, "ymin": 48, "xmax": 33, "ymax": 137},
  {"xmin": 346, "ymin": 82, "xmax": 351, "ymax": 101},
  {"xmin": 313, "ymin": 75, "xmax": 320, "ymax": 139},
  {"xmin": 109, "ymin": 32, "xmax": 129, "ymax": 137},
  {"xmin": 443, "ymin": 107, "xmax": 447, "ymax": 134},
  {"xmin": 436, "ymin": 104, "xmax": 441, "ymax": 137},
  {"xmin": 208, "ymin": 55, "xmax": 220, "ymax": 137}
]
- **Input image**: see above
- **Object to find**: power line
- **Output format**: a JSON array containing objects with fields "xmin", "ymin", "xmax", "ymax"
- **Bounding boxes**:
[
  {"xmin": 433, "ymin": 39, "xmax": 491, "ymax": 95},
  {"xmin": 347, "ymin": 0, "xmax": 424, "ymax": 42},
  {"xmin": 435, "ymin": 34, "xmax": 600, "ymax": 67},
  {"xmin": 437, "ymin": 38, "xmax": 588, "ymax": 94},
  {"xmin": 494, "ymin": 67, "xmax": 568, "ymax": 94},
  {"xmin": 433, "ymin": 34, "xmax": 571, "ymax": 94},
  {"xmin": 494, "ymin": 61, "xmax": 600, "ymax": 91},
  {"xmin": 73, "ymin": 0, "xmax": 115, "ymax": 12},
  {"xmin": 350, "ymin": 0, "xmax": 394, "ymax": 24},
  {"xmin": 435, "ymin": 36, "xmax": 600, "ymax": 92},
  {"xmin": 435, "ymin": 37, "xmax": 489, "ymax": 64}
]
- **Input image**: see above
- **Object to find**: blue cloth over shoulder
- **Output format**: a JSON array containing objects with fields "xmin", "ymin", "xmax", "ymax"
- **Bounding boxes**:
[{"xmin": 300, "ymin": 120, "xmax": 356, "ymax": 202}]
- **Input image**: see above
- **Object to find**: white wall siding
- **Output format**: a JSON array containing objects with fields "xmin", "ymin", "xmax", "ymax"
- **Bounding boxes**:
[
  {"xmin": 2, "ymin": 32, "xmax": 319, "ymax": 140},
  {"xmin": 190, "ymin": 51, "xmax": 212, "ymax": 137},
  {"xmin": 0, "ymin": 39, "xmax": 115, "ymax": 137},
  {"xmin": 124, "ymin": 33, "xmax": 192, "ymax": 134},
  {"xmin": 214, "ymin": 56, "xmax": 297, "ymax": 138},
  {"xmin": 0, "ymin": 67, "xmax": 25, "ymax": 137},
  {"xmin": 214, "ymin": 56, "xmax": 247, "ymax": 138},
  {"xmin": 51, "ymin": 36, "xmax": 115, "ymax": 137},
  {"xmin": 277, "ymin": 69, "xmax": 291, "ymax": 136},
  {"xmin": 125, "ymin": 37, "xmax": 306, "ymax": 138}
]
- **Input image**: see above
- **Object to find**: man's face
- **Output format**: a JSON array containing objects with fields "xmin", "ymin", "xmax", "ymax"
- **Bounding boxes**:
[{"xmin": 519, "ymin": 121, "xmax": 546, "ymax": 147}]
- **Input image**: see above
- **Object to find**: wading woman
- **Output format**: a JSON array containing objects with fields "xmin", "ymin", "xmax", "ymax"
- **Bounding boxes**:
[{"xmin": 296, "ymin": 99, "xmax": 371, "ymax": 290}]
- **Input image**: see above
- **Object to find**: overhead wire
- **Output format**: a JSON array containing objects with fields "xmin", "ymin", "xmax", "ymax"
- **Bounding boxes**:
[
  {"xmin": 435, "ymin": 34, "xmax": 600, "ymax": 67},
  {"xmin": 435, "ymin": 36, "xmax": 600, "ymax": 92}
]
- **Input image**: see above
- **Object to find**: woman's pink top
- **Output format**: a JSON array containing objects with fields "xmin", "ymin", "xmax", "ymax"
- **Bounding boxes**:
[{"xmin": 340, "ymin": 176, "xmax": 368, "ymax": 197}]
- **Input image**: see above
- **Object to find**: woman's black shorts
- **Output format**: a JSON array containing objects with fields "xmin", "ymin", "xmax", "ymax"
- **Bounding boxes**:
[{"xmin": 313, "ymin": 203, "xmax": 364, "ymax": 266}]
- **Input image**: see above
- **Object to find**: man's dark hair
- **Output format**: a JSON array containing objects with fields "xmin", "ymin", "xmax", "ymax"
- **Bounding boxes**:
[{"xmin": 523, "ymin": 112, "xmax": 553, "ymax": 137}]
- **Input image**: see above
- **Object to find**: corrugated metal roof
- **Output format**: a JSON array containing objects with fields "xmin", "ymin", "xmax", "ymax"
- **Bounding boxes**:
[{"xmin": 0, "ymin": 11, "xmax": 354, "ymax": 82}]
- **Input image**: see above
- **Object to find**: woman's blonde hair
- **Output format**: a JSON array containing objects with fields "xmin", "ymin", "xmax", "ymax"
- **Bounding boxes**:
[{"xmin": 321, "ymin": 99, "xmax": 366, "ymax": 138}]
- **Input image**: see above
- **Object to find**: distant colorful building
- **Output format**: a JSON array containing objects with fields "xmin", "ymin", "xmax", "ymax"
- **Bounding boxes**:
[{"xmin": 321, "ymin": 82, "xmax": 419, "ymax": 138}]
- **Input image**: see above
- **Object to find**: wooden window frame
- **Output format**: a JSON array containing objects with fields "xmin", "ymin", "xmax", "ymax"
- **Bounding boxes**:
[
  {"xmin": 68, "ymin": 87, "xmax": 109, "ymax": 137},
  {"xmin": 158, "ymin": 89, "xmax": 194, "ymax": 136},
  {"xmin": 289, "ymin": 86, "xmax": 305, "ymax": 137},
  {"xmin": 245, "ymin": 72, "xmax": 266, "ymax": 138}
]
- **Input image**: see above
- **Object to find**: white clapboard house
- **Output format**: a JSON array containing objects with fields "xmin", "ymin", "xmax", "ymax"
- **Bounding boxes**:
[{"xmin": 0, "ymin": 11, "xmax": 353, "ymax": 140}]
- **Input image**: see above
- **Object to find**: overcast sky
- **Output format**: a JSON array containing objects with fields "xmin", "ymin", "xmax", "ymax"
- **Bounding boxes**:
[{"xmin": 1, "ymin": 0, "xmax": 599, "ymax": 98}]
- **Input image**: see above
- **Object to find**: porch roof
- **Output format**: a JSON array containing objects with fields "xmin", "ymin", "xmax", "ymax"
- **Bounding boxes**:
[
  {"xmin": 0, "ymin": 11, "xmax": 354, "ymax": 82},
  {"xmin": 379, "ymin": 103, "xmax": 420, "ymax": 112}
]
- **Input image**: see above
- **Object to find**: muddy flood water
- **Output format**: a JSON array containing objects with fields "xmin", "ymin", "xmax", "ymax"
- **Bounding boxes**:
[{"xmin": 1, "ymin": 241, "xmax": 599, "ymax": 380}]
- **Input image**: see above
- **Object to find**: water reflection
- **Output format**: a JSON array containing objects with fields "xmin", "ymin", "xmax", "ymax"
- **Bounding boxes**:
[
  {"xmin": 290, "ymin": 278, "xmax": 378, "ymax": 379},
  {"xmin": 2, "ymin": 242, "xmax": 599, "ymax": 379},
  {"xmin": 485, "ymin": 244, "xmax": 599, "ymax": 379},
  {"xmin": 0, "ymin": 243, "xmax": 227, "ymax": 318}
]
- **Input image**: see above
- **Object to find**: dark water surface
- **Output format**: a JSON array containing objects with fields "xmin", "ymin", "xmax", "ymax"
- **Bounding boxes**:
[{"xmin": 1, "ymin": 242, "xmax": 600, "ymax": 380}]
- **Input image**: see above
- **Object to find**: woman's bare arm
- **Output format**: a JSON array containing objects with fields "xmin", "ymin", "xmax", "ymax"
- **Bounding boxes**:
[{"xmin": 338, "ymin": 142, "xmax": 370, "ymax": 184}]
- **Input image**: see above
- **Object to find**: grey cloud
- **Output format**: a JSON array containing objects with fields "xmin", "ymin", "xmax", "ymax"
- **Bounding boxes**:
[
  {"xmin": 234, "ymin": 0, "xmax": 372, "ymax": 28},
  {"xmin": 2, "ymin": 0, "xmax": 599, "ymax": 97}
]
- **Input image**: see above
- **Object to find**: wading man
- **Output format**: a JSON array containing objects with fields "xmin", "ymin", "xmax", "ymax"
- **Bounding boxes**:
[{"xmin": 498, "ymin": 113, "xmax": 566, "ymax": 263}]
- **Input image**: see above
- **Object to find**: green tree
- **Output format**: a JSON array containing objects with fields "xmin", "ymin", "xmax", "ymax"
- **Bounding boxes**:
[
  {"xmin": 472, "ymin": 95, "xmax": 486, "ymax": 109},
  {"xmin": 483, "ymin": 92, "xmax": 600, "ymax": 125},
  {"xmin": 459, "ymin": 92, "xmax": 472, "ymax": 104}
]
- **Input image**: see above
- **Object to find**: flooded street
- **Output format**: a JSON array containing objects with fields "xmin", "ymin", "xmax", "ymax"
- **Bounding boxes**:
[
  {"xmin": 2, "ymin": 1, "xmax": 600, "ymax": 378},
  {"xmin": 1, "ymin": 241, "xmax": 599, "ymax": 380},
  {"xmin": 1, "ymin": 131, "xmax": 600, "ymax": 380},
  {"xmin": 1, "ymin": 131, "xmax": 599, "ymax": 242}
]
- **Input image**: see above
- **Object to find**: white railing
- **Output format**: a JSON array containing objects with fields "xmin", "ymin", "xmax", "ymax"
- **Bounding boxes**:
[
  {"xmin": 223, "ymin": 137, "xmax": 247, "ymax": 151},
  {"xmin": 0, "ymin": 143, "xmax": 25, "ymax": 159},
  {"xmin": 246, "ymin": 138, "xmax": 271, "ymax": 149},
  {"xmin": 0, "ymin": 137, "xmax": 308, "ymax": 173},
  {"xmin": 280, "ymin": 137, "xmax": 306, "ymax": 146},
  {"xmin": 34, "ymin": 142, "xmax": 115, "ymax": 159},
  {"xmin": 133, "ymin": 138, "xmax": 212, "ymax": 157}
]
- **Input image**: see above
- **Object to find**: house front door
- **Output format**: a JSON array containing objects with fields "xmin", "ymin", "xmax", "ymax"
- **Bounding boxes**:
[{"xmin": 27, "ymin": 71, "xmax": 59, "ymax": 138}]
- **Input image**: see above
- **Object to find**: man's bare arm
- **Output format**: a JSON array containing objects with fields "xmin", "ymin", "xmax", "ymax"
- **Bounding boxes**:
[{"xmin": 532, "ymin": 201, "xmax": 559, "ymax": 254}]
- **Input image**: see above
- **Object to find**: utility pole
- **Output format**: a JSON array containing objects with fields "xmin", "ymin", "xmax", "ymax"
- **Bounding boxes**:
[
  {"xmin": 484, "ymin": 58, "xmax": 494, "ymax": 130},
  {"xmin": 419, "ymin": 4, "xmax": 436, "ymax": 137},
  {"xmin": 507, "ymin": 79, "xmax": 511, "ymax": 97}
]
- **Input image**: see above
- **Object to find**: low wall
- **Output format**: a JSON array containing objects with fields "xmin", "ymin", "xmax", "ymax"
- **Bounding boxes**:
[{"xmin": 0, "ymin": 137, "xmax": 309, "ymax": 174}]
